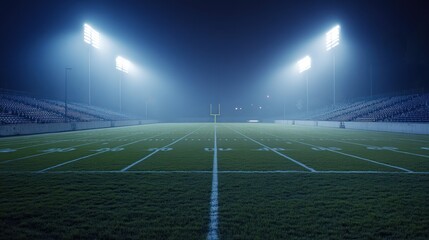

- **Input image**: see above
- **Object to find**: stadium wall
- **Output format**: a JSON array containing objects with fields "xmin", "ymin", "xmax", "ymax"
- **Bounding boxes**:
[
  {"xmin": 274, "ymin": 120, "xmax": 429, "ymax": 134},
  {"xmin": 0, "ymin": 120, "xmax": 158, "ymax": 137}
]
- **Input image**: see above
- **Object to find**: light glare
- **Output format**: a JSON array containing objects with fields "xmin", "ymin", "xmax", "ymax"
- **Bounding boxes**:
[
  {"xmin": 84, "ymin": 23, "xmax": 100, "ymax": 49},
  {"xmin": 297, "ymin": 56, "xmax": 311, "ymax": 73},
  {"xmin": 326, "ymin": 25, "xmax": 340, "ymax": 51},
  {"xmin": 116, "ymin": 56, "xmax": 130, "ymax": 73}
]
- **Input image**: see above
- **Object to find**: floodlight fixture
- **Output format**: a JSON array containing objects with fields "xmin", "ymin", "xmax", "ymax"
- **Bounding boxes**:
[
  {"xmin": 116, "ymin": 56, "xmax": 130, "ymax": 74},
  {"xmin": 83, "ymin": 23, "xmax": 100, "ymax": 105},
  {"xmin": 297, "ymin": 56, "xmax": 311, "ymax": 113},
  {"xmin": 326, "ymin": 25, "xmax": 340, "ymax": 106},
  {"xmin": 297, "ymin": 56, "xmax": 311, "ymax": 73},
  {"xmin": 83, "ymin": 23, "xmax": 100, "ymax": 49},
  {"xmin": 326, "ymin": 25, "xmax": 340, "ymax": 51},
  {"xmin": 115, "ymin": 56, "xmax": 131, "ymax": 112}
]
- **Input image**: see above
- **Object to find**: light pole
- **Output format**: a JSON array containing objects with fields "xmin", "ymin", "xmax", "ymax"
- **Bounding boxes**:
[
  {"xmin": 65, "ymin": 67, "xmax": 72, "ymax": 122},
  {"xmin": 145, "ymin": 101, "xmax": 148, "ymax": 120},
  {"xmin": 297, "ymin": 56, "xmax": 311, "ymax": 114},
  {"xmin": 115, "ymin": 56, "xmax": 130, "ymax": 113},
  {"xmin": 326, "ymin": 25, "xmax": 340, "ymax": 106},
  {"xmin": 83, "ymin": 23, "xmax": 100, "ymax": 105}
]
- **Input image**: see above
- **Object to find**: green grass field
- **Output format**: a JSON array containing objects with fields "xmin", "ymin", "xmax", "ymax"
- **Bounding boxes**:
[{"xmin": 1, "ymin": 123, "xmax": 428, "ymax": 239}]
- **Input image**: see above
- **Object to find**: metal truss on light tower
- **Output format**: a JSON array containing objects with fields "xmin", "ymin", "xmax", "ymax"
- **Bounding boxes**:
[
  {"xmin": 297, "ymin": 56, "xmax": 311, "ymax": 114},
  {"xmin": 83, "ymin": 23, "xmax": 100, "ymax": 105},
  {"xmin": 116, "ymin": 56, "xmax": 130, "ymax": 113},
  {"xmin": 326, "ymin": 25, "xmax": 340, "ymax": 106}
]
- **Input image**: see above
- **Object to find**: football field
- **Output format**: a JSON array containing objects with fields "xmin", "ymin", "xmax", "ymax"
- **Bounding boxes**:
[{"xmin": 1, "ymin": 123, "xmax": 428, "ymax": 239}]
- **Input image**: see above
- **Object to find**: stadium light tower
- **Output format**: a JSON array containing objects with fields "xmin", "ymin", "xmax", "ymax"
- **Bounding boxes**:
[
  {"xmin": 297, "ymin": 56, "xmax": 311, "ymax": 113},
  {"xmin": 116, "ymin": 56, "xmax": 130, "ymax": 112},
  {"xmin": 64, "ymin": 67, "xmax": 72, "ymax": 122},
  {"xmin": 326, "ymin": 25, "xmax": 340, "ymax": 106},
  {"xmin": 83, "ymin": 23, "xmax": 100, "ymax": 105}
]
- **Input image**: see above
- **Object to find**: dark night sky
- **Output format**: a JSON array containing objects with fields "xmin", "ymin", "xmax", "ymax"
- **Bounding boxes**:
[{"xmin": 0, "ymin": 0, "xmax": 428, "ymax": 120}]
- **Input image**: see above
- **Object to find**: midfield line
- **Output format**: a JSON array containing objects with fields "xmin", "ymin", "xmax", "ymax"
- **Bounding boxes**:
[
  {"xmin": 37, "ymin": 132, "xmax": 167, "ymax": 173},
  {"xmin": 207, "ymin": 125, "xmax": 219, "ymax": 240},
  {"xmin": 333, "ymin": 139, "xmax": 429, "ymax": 159},
  {"xmin": 227, "ymin": 126, "xmax": 316, "ymax": 172},
  {"xmin": 121, "ymin": 127, "xmax": 203, "ymax": 171}
]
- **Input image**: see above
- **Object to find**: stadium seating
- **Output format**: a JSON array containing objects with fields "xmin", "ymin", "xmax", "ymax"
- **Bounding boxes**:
[
  {"xmin": 308, "ymin": 93, "xmax": 429, "ymax": 122},
  {"xmin": 1, "ymin": 89, "xmax": 428, "ymax": 124},
  {"xmin": 0, "ymin": 90, "xmax": 134, "ymax": 124}
]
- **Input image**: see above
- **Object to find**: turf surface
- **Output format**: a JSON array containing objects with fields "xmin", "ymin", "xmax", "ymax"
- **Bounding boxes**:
[{"xmin": 0, "ymin": 123, "xmax": 428, "ymax": 239}]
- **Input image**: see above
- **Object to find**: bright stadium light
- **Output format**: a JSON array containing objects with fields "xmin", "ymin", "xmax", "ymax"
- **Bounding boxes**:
[
  {"xmin": 84, "ymin": 23, "xmax": 100, "ymax": 49},
  {"xmin": 83, "ymin": 23, "xmax": 101, "ymax": 105},
  {"xmin": 326, "ymin": 25, "xmax": 340, "ymax": 51},
  {"xmin": 116, "ymin": 56, "xmax": 130, "ymax": 112},
  {"xmin": 326, "ymin": 25, "xmax": 340, "ymax": 106},
  {"xmin": 297, "ymin": 56, "xmax": 311, "ymax": 73},
  {"xmin": 297, "ymin": 56, "xmax": 311, "ymax": 113},
  {"xmin": 116, "ymin": 56, "xmax": 130, "ymax": 74}
]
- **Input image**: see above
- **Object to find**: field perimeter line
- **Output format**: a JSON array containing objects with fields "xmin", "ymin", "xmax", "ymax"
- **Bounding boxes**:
[
  {"xmin": 120, "ymin": 127, "xmax": 204, "ymax": 171},
  {"xmin": 227, "ymin": 126, "xmax": 316, "ymax": 172},
  {"xmin": 208, "ymin": 125, "xmax": 219, "ymax": 240},
  {"xmin": 37, "ymin": 132, "xmax": 167, "ymax": 173}
]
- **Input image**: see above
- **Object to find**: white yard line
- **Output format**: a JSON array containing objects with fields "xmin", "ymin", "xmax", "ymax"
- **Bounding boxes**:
[
  {"xmin": 2, "ymin": 170, "xmax": 429, "ymax": 174},
  {"xmin": 334, "ymin": 139, "xmax": 429, "ymax": 159},
  {"xmin": 254, "ymin": 128, "xmax": 414, "ymax": 173},
  {"xmin": 394, "ymin": 138, "xmax": 429, "ymax": 143},
  {"xmin": 13, "ymin": 140, "xmax": 68, "ymax": 150},
  {"xmin": 1, "ymin": 130, "xmax": 149, "ymax": 164},
  {"xmin": 292, "ymin": 140, "xmax": 413, "ymax": 173},
  {"xmin": 1, "ymin": 141, "xmax": 96, "ymax": 164},
  {"xmin": 208, "ymin": 125, "xmax": 219, "ymax": 240},
  {"xmin": 228, "ymin": 126, "xmax": 316, "ymax": 172},
  {"xmin": 0, "ymin": 139, "xmax": 47, "ymax": 147},
  {"xmin": 121, "ymin": 127, "xmax": 203, "ymax": 172},
  {"xmin": 37, "ymin": 132, "xmax": 167, "ymax": 173}
]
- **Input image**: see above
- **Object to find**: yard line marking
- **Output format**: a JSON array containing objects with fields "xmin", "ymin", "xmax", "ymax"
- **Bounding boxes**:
[
  {"xmin": 38, "ymin": 132, "xmax": 167, "ymax": 173},
  {"xmin": 38, "ymin": 151, "xmax": 109, "ymax": 173},
  {"xmin": 121, "ymin": 127, "xmax": 203, "ymax": 172},
  {"xmin": 254, "ymin": 128, "xmax": 414, "ymax": 173},
  {"xmin": 3, "ymin": 170, "xmax": 429, "ymax": 175},
  {"xmin": 1, "ymin": 130, "xmax": 151, "ymax": 164},
  {"xmin": 1, "ymin": 141, "xmax": 96, "ymax": 164},
  {"xmin": 292, "ymin": 140, "xmax": 413, "ymax": 173},
  {"xmin": 334, "ymin": 139, "xmax": 429, "ymax": 159},
  {"xmin": 228, "ymin": 127, "xmax": 316, "ymax": 172},
  {"xmin": 208, "ymin": 125, "xmax": 219, "ymax": 240},
  {"xmin": 13, "ymin": 140, "xmax": 68, "ymax": 150},
  {"xmin": 0, "ymin": 139, "xmax": 51, "ymax": 147},
  {"xmin": 394, "ymin": 138, "xmax": 429, "ymax": 143}
]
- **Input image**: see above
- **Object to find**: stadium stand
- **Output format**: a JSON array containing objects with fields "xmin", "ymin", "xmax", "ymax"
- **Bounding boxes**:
[
  {"xmin": 1, "ymin": 89, "xmax": 428, "ymax": 124},
  {"xmin": 308, "ymin": 93, "xmax": 429, "ymax": 122},
  {"xmin": 0, "ymin": 89, "xmax": 134, "ymax": 124}
]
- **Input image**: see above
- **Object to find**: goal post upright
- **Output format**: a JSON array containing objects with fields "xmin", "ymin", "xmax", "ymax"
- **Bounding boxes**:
[{"xmin": 210, "ymin": 104, "xmax": 221, "ymax": 124}]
